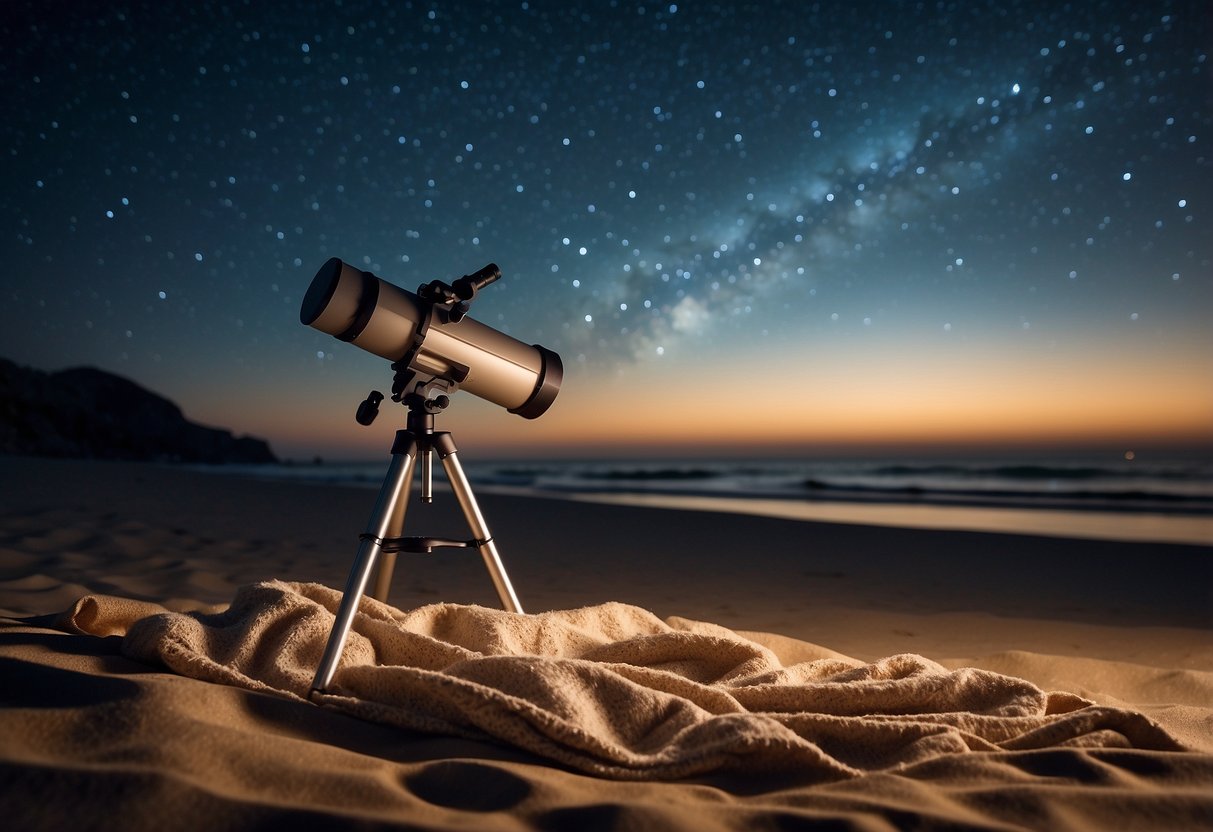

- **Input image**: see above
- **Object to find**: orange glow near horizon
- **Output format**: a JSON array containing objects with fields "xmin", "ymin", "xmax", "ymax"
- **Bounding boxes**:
[
  {"xmin": 188, "ymin": 330, "xmax": 1213, "ymax": 460},
  {"xmin": 523, "ymin": 377, "xmax": 1210, "ymax": 453},
  {"xmin": 508, "ymin": 340, "xmax": 1208, "ymax": 457}
]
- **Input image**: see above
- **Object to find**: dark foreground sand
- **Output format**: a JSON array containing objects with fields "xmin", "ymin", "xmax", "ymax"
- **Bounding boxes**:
[{"xmin": 1, "ymin": 456, "xmax": 1211, "ymax": 830}]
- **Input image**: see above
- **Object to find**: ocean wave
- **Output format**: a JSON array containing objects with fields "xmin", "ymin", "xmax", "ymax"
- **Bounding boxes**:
[{"xmin": 867, "ymin": 463, "xmax": 1204, "ymax": 481}]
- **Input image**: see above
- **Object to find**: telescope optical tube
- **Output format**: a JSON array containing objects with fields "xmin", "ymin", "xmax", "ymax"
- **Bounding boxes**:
[{"xmin": 301, "ymin": 258, "xmax": 561, "ymax": 418}]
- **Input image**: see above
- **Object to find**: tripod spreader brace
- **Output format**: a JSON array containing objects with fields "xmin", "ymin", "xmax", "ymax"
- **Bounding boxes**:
[{"xmin": 362, "ymin": 532, "xmax": 493, "ymax": 555}]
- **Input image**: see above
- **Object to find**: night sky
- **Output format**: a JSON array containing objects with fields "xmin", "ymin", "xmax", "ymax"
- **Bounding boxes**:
[{"xmin": 3, "ymin": 1, "xmax": 1210, "ymax": 459}]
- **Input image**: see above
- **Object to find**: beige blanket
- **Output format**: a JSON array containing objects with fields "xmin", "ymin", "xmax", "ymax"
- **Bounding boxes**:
[{"xmin": 62, "ymin": 580, "xmax": 1184, "ymax": 781}]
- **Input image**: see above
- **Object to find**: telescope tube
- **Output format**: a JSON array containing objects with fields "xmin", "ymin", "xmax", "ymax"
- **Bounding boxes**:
[{"xmin": 301, "ymin": 258, "xmax": 561, "ymax": 418}]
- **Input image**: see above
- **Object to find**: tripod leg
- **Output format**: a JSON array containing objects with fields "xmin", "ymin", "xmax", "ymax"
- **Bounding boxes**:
[
  {"xmin": 437, "ymin": 442, "xmax": 524, "ymax": 614},
  {"xmin": 310, "ymin": 443, "xmax": 417, "ymax": 697}
]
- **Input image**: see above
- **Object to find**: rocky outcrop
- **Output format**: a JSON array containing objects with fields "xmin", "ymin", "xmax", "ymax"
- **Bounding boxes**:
[{"xmin": 0, "ymin": 358, "xmax": 277, "ymax": 464}]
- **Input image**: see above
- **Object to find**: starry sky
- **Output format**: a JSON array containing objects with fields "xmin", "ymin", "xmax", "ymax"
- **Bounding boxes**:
[{"xmin": 3, "ymin": 1, "xmax": 1211, "ymax": 460}]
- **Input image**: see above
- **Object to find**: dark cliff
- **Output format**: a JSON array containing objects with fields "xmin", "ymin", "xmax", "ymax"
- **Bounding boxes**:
[{"xmin": 0, "ymin": 358, "xmax": 277, "ymax": 464}]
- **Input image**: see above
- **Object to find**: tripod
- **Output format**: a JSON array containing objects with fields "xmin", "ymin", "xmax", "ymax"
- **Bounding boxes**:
[{"xmin": 310, "ymin": 393, "xmax": 523, "ymax": 697}]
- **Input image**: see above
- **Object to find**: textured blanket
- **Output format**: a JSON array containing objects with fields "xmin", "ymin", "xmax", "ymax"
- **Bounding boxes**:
[{"xmin": 62, "ymin": 580, "xmax": 1183, "ymax": 781}]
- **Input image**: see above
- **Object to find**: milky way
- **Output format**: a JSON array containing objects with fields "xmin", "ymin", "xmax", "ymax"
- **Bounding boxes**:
[{"xmin": 2, "ymin": 1, "xmax": 1209, "ymax": 454}]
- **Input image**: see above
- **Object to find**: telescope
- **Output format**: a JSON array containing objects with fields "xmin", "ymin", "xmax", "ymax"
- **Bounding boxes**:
[
  {"xmin": 301, "ymin": 258, "xmax": 562, "ymax": 417},
  {"xmin": 301, "ymin": 257, "xmax": 561, "ymax": 698}
]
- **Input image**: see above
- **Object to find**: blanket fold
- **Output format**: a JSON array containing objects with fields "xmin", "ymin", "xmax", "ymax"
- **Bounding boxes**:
[{"xmin": 63, "ymin": 580, "xmax": 1184, "ymax": 780}]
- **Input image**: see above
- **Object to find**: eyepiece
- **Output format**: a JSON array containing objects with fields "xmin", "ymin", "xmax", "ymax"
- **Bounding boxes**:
[{"xmin": 453, "ymin": 263, "xmax": 501, "ymax": 301}]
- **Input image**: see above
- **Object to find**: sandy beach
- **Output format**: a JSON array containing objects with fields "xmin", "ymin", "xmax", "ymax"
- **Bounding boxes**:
[{"xmin": 2, "ymin": 455, "xmax": 1211, "ymax": 830}]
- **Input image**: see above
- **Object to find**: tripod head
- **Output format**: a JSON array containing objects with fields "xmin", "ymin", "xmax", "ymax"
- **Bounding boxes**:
[{"xmin": 355, "ymin": 376, "xmax": 450, "ymax": 428}]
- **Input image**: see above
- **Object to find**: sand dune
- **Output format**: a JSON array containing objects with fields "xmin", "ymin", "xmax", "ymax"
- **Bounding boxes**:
[{"xmin": 1, "ymin": 456, "xmax": 1211, "ymax": 829}]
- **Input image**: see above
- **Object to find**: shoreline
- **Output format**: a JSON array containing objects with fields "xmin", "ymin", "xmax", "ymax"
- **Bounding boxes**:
[
  {"xmin": 190, "ymin": 461, "xmax": 1213, "ymax": 546},
  {"xmin": 550, "ymin": 488, "xmax": 1213, "ymax": 546}
]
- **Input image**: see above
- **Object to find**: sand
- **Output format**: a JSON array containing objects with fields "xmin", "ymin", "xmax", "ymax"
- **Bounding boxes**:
[{"xmin": 1, "ymin": 455, "xmax": 1211, "ymax": 830}]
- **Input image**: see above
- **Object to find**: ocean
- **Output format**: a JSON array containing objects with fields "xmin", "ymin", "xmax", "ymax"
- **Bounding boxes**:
[{"xmin": 196, "ymin": 452, "xmax": 1213, "ymax": 546}]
